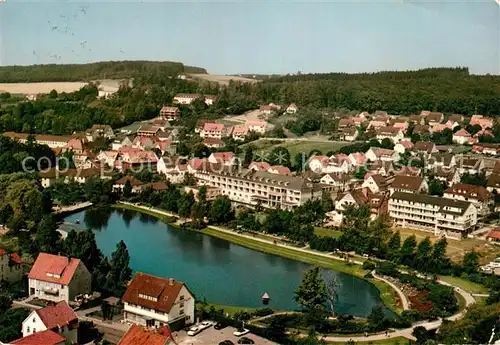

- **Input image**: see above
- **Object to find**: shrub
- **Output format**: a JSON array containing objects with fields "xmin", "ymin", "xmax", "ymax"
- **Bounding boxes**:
[{"xmin": 363, "ymin": 261, "xmax": 376, "ymax": 270}]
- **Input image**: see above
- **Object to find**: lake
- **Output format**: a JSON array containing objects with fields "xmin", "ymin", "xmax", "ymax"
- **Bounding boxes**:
[{"xmin": 64, "ymin": 208, "xmax": 390, "ymax": 317}]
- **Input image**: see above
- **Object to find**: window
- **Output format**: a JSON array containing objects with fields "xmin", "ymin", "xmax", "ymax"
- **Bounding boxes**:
[
  {"xmin": 27, "ymin": 327, "xmax": 30, "ymax": 333},
  {"xmin": 33, "ymin": 318, "xmax": 36, "ymax": 323},
  {"xmin": 180, "ymin": 309, "xmax": 184, "ymax": 315}
]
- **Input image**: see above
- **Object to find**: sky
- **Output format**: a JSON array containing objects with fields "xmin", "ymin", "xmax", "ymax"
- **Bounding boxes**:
[{"xmin": 0, "ymin": 0, "xmax": 499, "ymax": 75}]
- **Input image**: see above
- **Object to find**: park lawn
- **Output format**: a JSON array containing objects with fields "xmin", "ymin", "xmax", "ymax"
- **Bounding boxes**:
[
  {"xmin": 201, "ymin": 227, "xmax": 403, "ymax": 315},
  {"xmin": 314, "ymin": 227, "xmax": 342, "ymax": 239},
  {"xmin": 199, "ymin": 302, "xmax": 259, "ymax": 317},
  {"xmin": 243, "ymin": 139, "xmax": 351, "ymax": 158},
  {"xmin": 327, "ymin": 337, "xmax": 411, "ymax": 345},
  {"xmin": 439, "ymin": 275, "xmax": 489, "ymax": 294},
  {"xmin": 396, "ymin": 227, "xmax": 500, "ymax": 264}
]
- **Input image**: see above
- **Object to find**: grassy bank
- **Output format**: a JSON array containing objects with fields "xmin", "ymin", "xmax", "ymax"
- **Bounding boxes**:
[
  {"xmin": 439, "ymin": 275, "xmax": 488, "ymax": 294},
  {"xmin": 113, "ymin": 203, "xmax": 179, "ymax": 223},
  {"xmin": 326, "ymin": 337, "xmax": 411, "ymax": 345}
]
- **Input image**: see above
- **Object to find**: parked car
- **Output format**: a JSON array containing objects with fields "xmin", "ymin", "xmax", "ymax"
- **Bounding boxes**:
[
  {"xmin": 187, "ymin": 326, "xmax": 201, "ymax": 336},
  {"xmin": 233, "ymin": 329, "xmax": 250, "ymax": 337},
  {"xmin": 214, "ymin": 322, "xmax": 228, "ymax": 330},
  {"xmin": 238, "ymin": 337, "xmax": 255, "ymax": 344},
  {"xmin": 219, "ymin": 341, "xmax": 234, "ymax": 345},
  {"xmin": 199, "ymin": 321, "xmax": 213, "ymax": 330}
]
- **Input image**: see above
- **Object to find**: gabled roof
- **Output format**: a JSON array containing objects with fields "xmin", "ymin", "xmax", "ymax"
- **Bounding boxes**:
[
  {"xmin": 122, "ymin": 272, "xmax": 187, "ymax": 314},
  {"xmin": 249, "ymin": 161, "xmax": 271, "ymax": 171},
  {"xmin": 138, "ymin": 125, "xmax": 161, "ymax": 134},
  {"xmin": 376, "ymin": 126, "xmax": 401, "ymax": 136},
  {"xmin": 11, "ymin": 330, "xmax": 66, "ymax": 345},
  {"xmin": 202, "ymin": 137, "xmax": 224, "ymax": 146},
  {"xmin": 487, "ymin": 174, "xmax": 500, "ymax": 189},
  {"xmin": 115, "ymin": 175, "xmax": 143, "ymax": 187},
  {"xmin": 454, "ymin": 129, "xmax": 471, "ymax": 137},
  {"xmin": 203, "ymin": 123, "xmax": 225, "ymax": 131},
  {"xmin": 210, "ymin": 152, "xmax": 235, "ymax": 162},
  {"xmin": 268, "ymin": 165, "xmax": 292, "ymax": 176},
  {"xmin": 390, "ymin": 175, "xmax": 424, "ymax": 191},
  {"xmin": 28, "ymin": 253, "xmax": 81, "ymax": 285},
  {"xmin": 118, "ymin": 324, "xmax": 171, "ymax": 345},
  {"xmin": 34, "ymin": 301, "xmax": 78, "ymax": 330},
  {"xmin": 444, "ymin": 183, "xmax": 491, "ymax": 201},
  {"xmin": 413, "ymin": 141, "xmax": 435, "ymax": 154},
  {"xmin": 486, "ymin": 229, "xmax": 500, "ymax": 240}
]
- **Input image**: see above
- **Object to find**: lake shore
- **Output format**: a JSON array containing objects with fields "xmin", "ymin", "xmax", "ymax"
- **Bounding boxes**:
[{"xmin": 113, "ymin": 202, "xmax": 403, "ymax": 315}]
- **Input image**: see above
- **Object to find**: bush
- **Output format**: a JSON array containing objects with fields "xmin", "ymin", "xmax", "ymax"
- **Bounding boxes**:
[
  {"xmin": 253, "ymin": 308, "xmax": 274, "ymax": 317},
  {"xmin": 401, "ymin": 309, "xmax": 422, "ymax": 323},
  {"xmin": 376, "ymin": 261, "xmax": 399, "ymax": 277},
  {"xmin": 362, "ymin": 261, "xmax": 376, "ymax": 270}
]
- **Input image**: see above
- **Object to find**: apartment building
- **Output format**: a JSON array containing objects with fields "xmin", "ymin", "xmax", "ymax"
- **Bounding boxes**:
[
  {"xmin": 194, "ymin": 166, "xmax": 322, "ymax": 210},
  {"xmin": 443, "ymin": 183, "xmax": 493, "ymax": 217},
  {"xmin": 3, "ymin": 132, "xmax": 71, "ymax": 149},
  {"xmin": 389, "ymin": 192, "xmax": 477, "ymax": 239}
]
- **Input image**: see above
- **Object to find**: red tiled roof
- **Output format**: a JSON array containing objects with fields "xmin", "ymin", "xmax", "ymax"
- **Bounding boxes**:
[
  {"xmin": 118, "ymin": 324, "xmax": 171, "ymax": 345},
  {"xmin": 487, "ymin": 229, "xmax": 500, "ymax": 240},
  {"xmin": 203, "ymin": 123, "xmax": 225, "ymax": 131},
  {"xmin": 454, "ymin": 129, "xmax": 471, "ymax": 137},
  {"xmin": 390, "ymin": 175, "xmax": 424, "ymax": 191},
  {"xmin": 11, "ymin": 330, "xmax": 66, "ymax": 345},
  {"xmin": 268, "ymin": 165, "xmax": 291, "ymax": 175},
  {"xmin": 211, "ymin": 152, "xmax": 235, "ymax": 161},
  {"xmin": 122, "ymin": 272, "xmax": 186, "ymax": 313},
  {"xmin": 28, "ymin": 253, "xmax": 81, "ymax": 285},
  {"xmin": 151, "ymin": 181, "xmax": 169, "ymax": 191},
  {"xmin": 445, "ymin": 183, "xmax": 491, "ymax": 201},
  {"xmin": 36, "ymin": 301, "xmax": 78, "ymax": 329},
  {"xmin": 115, "ymin": 176, "xmax": 143, "ymax": 187},
  {"xmin": 0, "ymin": 249, "xmax": 22, "ymax": 264},
  {"xmin": 249, "ymin": 161, "xmax": 271, "ymax": 171}
]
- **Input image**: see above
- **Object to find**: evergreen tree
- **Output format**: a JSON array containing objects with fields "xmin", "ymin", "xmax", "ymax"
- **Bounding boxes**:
[
  {"xmin": 123, "ymin": 180, "xmax": 132, "ymax": 198},
  {"xmin": 208, "ymin": 196, "xmax": 234, "ymax": 224},
  {"xmin": 415, "ymin": 237, "xmax": 433, "ymax": 271},
  {"xmin": 387, "ymin": 231, "xmax": 401, "ymax": 262},
  {"xmin": 243, "ymin": 147, "xmax": 254, "ymax": 167},
  {"xmin": 399, "ymin": 235, "xmax": 417, "ymax": 267},
  {"xmin": 109, "ymin": 240, "xmax": 132, "ymax": 295},
  {"xmin": 430, "ymin": 238, "xmax": 449, "ymax": 273},
  {"xmin": 34, "ymin": 215, "xmax": 61, "ymax": 254},
  {"xmin": 294, "ymin": 267, "xmax": 327, "ymax": 310}
]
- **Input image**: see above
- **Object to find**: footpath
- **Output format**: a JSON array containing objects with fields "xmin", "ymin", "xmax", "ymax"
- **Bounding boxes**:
[{"xmin": 117, "ymin": 202, "xmax": 479, "ymax": 343}]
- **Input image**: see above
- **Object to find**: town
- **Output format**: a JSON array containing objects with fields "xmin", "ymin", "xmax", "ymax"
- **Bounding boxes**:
[{"xmin": 0, "ymin": 63, "xmax": 498, "ymax": 345}]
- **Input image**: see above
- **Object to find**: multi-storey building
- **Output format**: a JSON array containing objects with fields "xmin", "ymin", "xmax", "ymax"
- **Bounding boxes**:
[
  {"xmin": 194, "ymin": 166, "xmax": 322, "ymax": 210},
  {"xmin": 122, "ymin": 272, "xmax": 195, "ymax": 328},
  {"xmin": 3, "ymin": 132, "xmax": 71, "ymax": 149},
  {"xmin": 443, "ymin": 183, "xmax": 493, "ymax": 217},
  {"xmin": 389, "ymin": 192, "xmax": 477, "ymax": 239}
]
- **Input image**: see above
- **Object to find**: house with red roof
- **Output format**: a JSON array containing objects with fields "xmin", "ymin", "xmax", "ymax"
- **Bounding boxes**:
[
  {"xmin": 230, "ymin": 125, "xmax": 248, "ymax": 141},
  {"xmin": 0, "ymin": 249, "xmax": 23, "ymax": 283},
  {"xmin": 159, "ymin": 106, "xmax": 180, "ymax": 121},
  {"xmin": 113, "ymin": 176, "xmax": 144, "ymax": 193},
  {"xmin": 118, "ymin": 324, "xmax": 173, "ymax": 345},
  {"xmin": 452, "ymin": 129, "xmax": 473, "ymax": 145},
  {"xmin": 267, "ymin": 165, "xmax": 292, "ymax": 176},
  {"xmin": 249, "ymin": 161, "xmax": 271, "ymax": 172},
  {"xmin": 208, "ymin": 152, "xmax": 236, "ymax": 166},
  {"xmin": 246, "ymin": 121, "xmax": 268, "ymax": 135},
  {"xmin": 202, "ymin": 137, "xmax": 225, "ymax": 148},
  {"xmin": 470, "ymin": 115, "xmax": 494, "ymax": 129},
  {"xmin": 122, "ymin": 272, "xmax": 195, "ymax": 328},
  {"xmin": 10, "ymin": 330, "xmax": 66, "ymax": 345},
  {"xmin": 486, "ymin": 229, "xmax": 500, "ymax": 244},
  {"xmin": 200, "ymin": 122, "xmax": 225, "ymax": 139},
  {"xmin": 28, "ymin": 253, "xmax": 91, "ymax": 303},
  {"xmin": 394, "ymin": 140, "xmax": 414, "ymax": 155},
  {"xmin": 443, "ymin": 183, "xmax": 493, "ymax": 217},
  {"xmin": 22, "ymin": 301, "xmax": 78, "ymax": 344},
  {"xmin": 286, "ymin": 103, "xmax": 298, "ymax": 114}
]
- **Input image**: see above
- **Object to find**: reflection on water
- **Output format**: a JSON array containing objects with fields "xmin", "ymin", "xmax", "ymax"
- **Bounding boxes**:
[{"xmin": 65, "ymin": 209, "xmax": 391, "ymax": 317}]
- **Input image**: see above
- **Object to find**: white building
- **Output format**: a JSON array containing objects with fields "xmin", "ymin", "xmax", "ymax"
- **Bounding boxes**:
[
  {"xmin": 375, "ymin": 127, "xmax": 404, "ymax": 143},
  {"xmin": 246, "ymin": 121, "xmax": 267, "ymax": 135},
  {"xmin": 194, "ymin": 166, "xmax": 322, "ymax": 210},
  {"xmin": 122, "ymin": 272, "xmax": 195, "ymax": 328},
  {"xmin": 22, "ymin": 301, "xmax": 78, "ymax": 344},
  {"xmin": 200, "ymin": 123, "xmax": 225, "ymax": 139},
  {"xmin": 3, "ymin": 132, "xmax": 70, "ymax": 149},
  {"xmin": 443, "ymin": 183, "xmax": 493, "ymax": 217},
  {"xmin": 28, "ymin": 253, "xmax": 91, "ymax": 303},
  {"xmin": 286, "ymin": 103, "xmax": 298, "ymax": 114},
  {"xmin": 389, "ymin": 192, "xmax": 477, "ymax": 239},
  {"xmin": 389, "ymin": 175, "xmax": 428, "ymax": 195},
  {"xmin": 0, "ymin": 249, "xmax": 23, "ymax": 283},
  {"xmin": 365, "ymin": 147, "xmax": 399, "ymax": 162},
  {"xmin": 452, "ymin": 129, "xmax": 473, "ymax": 145}
]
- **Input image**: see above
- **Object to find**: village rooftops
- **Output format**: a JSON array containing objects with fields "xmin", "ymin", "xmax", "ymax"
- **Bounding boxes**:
[
  {"xmin": 122, "ymin": 272, "xmax": 190, "ymax": 314},
  {"xmin": 444, "ymin": 183, "xmax": 491, "ymax": 201},
  {"xmin": 203, "ymin": 122, "xmax": 225, "ymax": 131},
  {"xmin": 34, "ymin": 301, "xmax": 78, "ymax": 330},
  {"xmin": 28, "ymin": 253, "xmax": 81, "ymax": 285},
  {"xmin": 115, "ymin": 175, "xmax": 143, "ymax": 187},
  {"xmin": 390, "ymin": 175, "xmax": 425, "ymax": 192},
  {"xmin": 118, "ymin": 324, "xmax": 173, "ymax": 345},
  {"xmin": 413, "ymin": 141, "xmax": 435, "ymax": 154},
  {"xmin": 137, "ymin": 125, "xmax": 161, "ymax": 134},
  {"xmin": 390, "ymin": 191, "xmax": 473, "ymax": 216},
  {"xmin": 11, "ymin": 330, "xmax": 66, "ymax": 345}
]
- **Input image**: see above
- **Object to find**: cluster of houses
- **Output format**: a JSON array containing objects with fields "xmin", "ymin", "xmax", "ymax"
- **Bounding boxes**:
[
  {"xmin": 336, "ymin": 111, "xmax": 496, "ymax": 144},
  {"xmin": 0, "ymin": 252, "xmax": 193, "ymax": 345},
  {"xmin": 193, "ymin": 119, "xmax": 268, "ymax": 148}
]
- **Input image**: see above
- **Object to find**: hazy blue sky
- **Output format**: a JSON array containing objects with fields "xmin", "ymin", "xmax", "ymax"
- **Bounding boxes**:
[{"xmin": 1, "ymin": 0, "xmax": 499, "ymax": 75}]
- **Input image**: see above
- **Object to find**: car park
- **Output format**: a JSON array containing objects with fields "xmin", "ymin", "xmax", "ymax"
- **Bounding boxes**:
[
  {"xmin": 187, "ymin": 326, "xmax": 201, "ymax": 336},
  {"xmin": 215, "ymin": 321, "xmax": 228, "ymax": 330}
]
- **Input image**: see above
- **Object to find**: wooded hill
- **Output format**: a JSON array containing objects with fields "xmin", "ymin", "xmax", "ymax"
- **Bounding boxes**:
[
  {"xmin": 0, "ymin": 61, "xmax": 207, "ymax": 83},
  {"xmin": 255, "ymin": 67, "xmax": 500, "ymax": 115}
]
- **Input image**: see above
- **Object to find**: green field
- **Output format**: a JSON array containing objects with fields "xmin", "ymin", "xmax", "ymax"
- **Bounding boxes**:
[
  {"xmin": 314, "ymin": 227, "xmax": 342, "ymax": 239},
  {"xmin": 243, "ymin": 139, "xmax": 351, "ymax": 158},
  {"xmin": 327, "ymin": 337, "xmax": 411, "ymax": 345},
  {"xmin": 439, "ymin": 275, "xmax": 489, "ymax": 294}
]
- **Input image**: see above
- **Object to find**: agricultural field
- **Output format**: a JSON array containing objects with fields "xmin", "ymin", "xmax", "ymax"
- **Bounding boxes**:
[
  {"xmin": 187, "ymin": 73, "xmax": 260, "ymax": 85},
  {"xmin": 0, "ymin": 79, "xmax": 120, "ymax": 95}
]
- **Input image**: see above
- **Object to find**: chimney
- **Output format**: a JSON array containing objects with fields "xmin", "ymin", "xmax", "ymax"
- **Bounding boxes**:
[{"xmin": 169, "ymin": 278, "xmax": 174, "ymax": 286}]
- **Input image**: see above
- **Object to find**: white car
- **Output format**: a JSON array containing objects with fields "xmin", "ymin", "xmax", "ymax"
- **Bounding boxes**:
[
  {"xmin": 233, "ymin": 329, "xmax": 250, "ymax": 337},
  {"xmin": 199, "ymin": 321, "xmax": 213, "ymax": 330},
  {"xmin": 187, "ymin": 326, "xmax": 201, "ymax": 336}
]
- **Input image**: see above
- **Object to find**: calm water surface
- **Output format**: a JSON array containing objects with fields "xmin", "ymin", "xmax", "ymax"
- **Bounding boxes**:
[{"xmin": 64, "ymin": 209, "xmax": 390, "ymax": 317}]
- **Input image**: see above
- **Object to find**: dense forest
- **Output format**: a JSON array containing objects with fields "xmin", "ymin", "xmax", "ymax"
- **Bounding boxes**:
[
  {"xmin": 255, "ymin": 67, "xmax": 500, "ymax": 115},
  {"xmin": 0, "ymin": 61, "xmax": 207, "ymax": 83}
]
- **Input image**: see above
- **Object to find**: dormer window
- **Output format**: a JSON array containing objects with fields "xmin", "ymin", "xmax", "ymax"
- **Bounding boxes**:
[{"xmin": 138, "ymin": 293, "xmax": 158, "ymax": 302}]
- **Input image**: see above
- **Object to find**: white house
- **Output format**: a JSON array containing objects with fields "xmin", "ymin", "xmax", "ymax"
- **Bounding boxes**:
[
  {"xmin": 208, "ymin": 152, "xmax": 236, "ymax": 166},
  {"xmin": 394, "ymin": 140, "xmax": 414, "ymax": 155},
  {"xmin": 365, "ymin": 147, "xmax": 399, "ymax": 162},
  {"xmin": 286, "ymin": 103, "xmax": 298, "ymax": 114},
  {"xmin": 22, "ymin": 301, "xmax": 78, "ymax": 344},
  {"xmin": 200, "ymin": 123, "xmax": 225, "ymax": 139},
  {"xmin": 0, "ymin": 249, "xmax": 22, "ymax": 283},
  {"xmin": 28, "ymin": 253, "xmax": 91, "ymax": 304},
  {"xmin": 443, "ymin": 183, "xmax": 493, "ymax": 217},
  {"xmin": 388, "ymin": 175, "xmax": 428, "ymax": 195},
  {"xmin": 339, "ymin": 127, "xmax": 359, "ymax": 142},
  {"xmin": 246, "ymin": 121, "xmax": 267, "ymax": 135},
  {"xmin": 375, "ymin": 127, "xmax": 404, "ymax": 143},
  {"xmin": 173, "ymin": 93, "xmax": 202, "ymax": 105},
  {"xmin": 453, "ymin": 129, "xmax": 473, "ymax": 145},
  {"xmin": 362, "ymin": 174, "xmax": 391, "ymax": 194},
  {"xmin": 308, "ymin": 156, "xmax": 349, "ymax": 174},
  {"xmin": 122, "ymin": 272, "xmax": 195, "ymax": 328}
]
